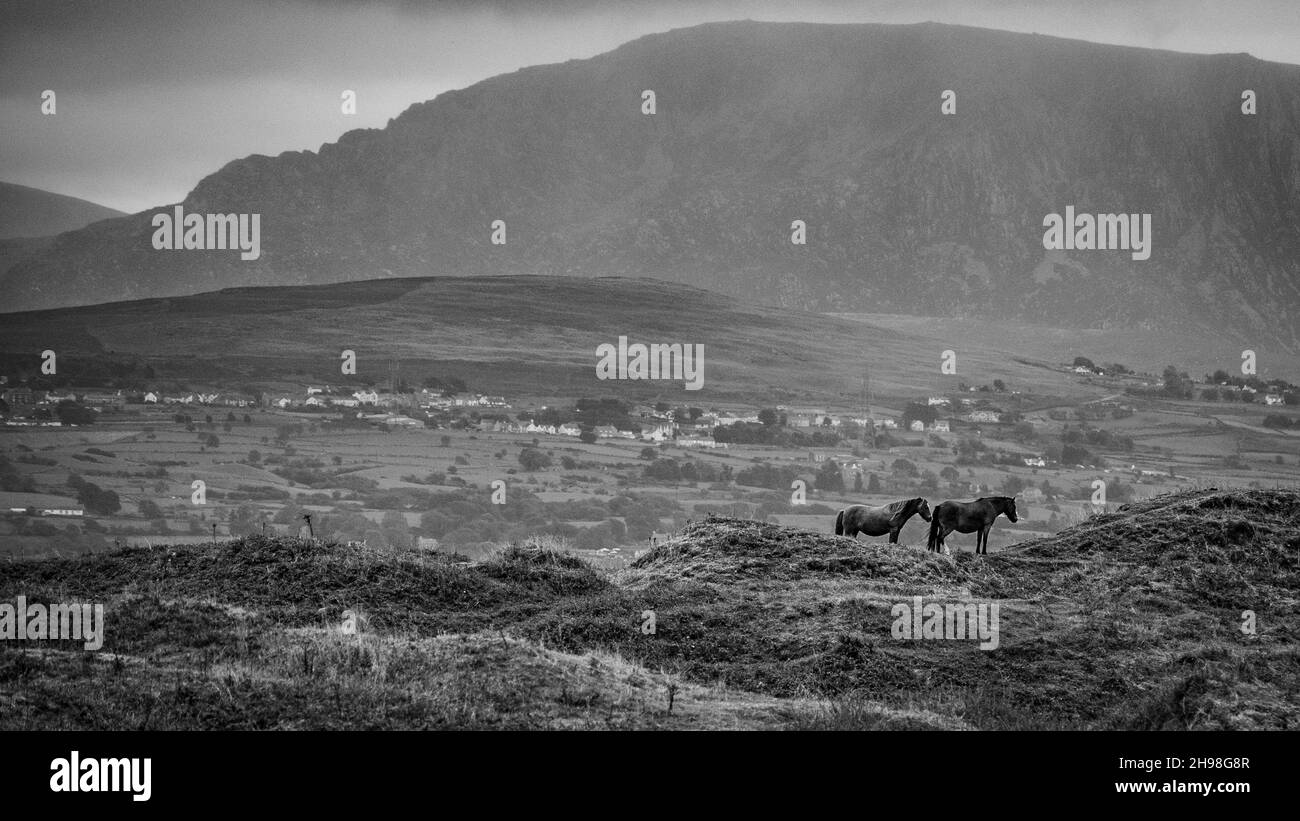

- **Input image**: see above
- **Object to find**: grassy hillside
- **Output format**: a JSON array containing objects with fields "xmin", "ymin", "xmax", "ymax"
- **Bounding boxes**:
[
  {"xmin": 0, "ymin": 274, "xmax": 1111, "ymax": 404},
  {"xmin": 1, "ymin": 486, "xmax": 1294, "ymax": 730}
]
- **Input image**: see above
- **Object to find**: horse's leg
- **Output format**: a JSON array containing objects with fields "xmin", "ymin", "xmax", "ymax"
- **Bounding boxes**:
[{"xmin": 889, "ymin": 528, "xmax": 899, "ymax": 544}]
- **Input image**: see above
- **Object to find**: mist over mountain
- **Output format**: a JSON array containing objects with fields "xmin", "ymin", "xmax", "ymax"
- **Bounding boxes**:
[{"xmin": 5, "ymin": 21, "xmax": 1298, "ymax": 352}]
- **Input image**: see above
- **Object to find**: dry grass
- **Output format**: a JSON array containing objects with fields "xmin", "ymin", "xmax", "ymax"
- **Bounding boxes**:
[{"xmin": 2, "ymin": 487, "xmax": 1296, "ymax": 729}]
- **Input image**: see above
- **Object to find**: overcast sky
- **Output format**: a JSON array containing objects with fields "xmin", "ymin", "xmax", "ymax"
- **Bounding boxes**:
[{"xmin": 3, "ymin": 0, "xmax": 1298, "ymax": 213}]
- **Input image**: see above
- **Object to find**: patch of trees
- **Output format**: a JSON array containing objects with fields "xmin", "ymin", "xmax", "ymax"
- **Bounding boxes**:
[
  {"xmin": 712, "ymin": 422, "xmax": 839, "ymax": 448},
  {"xmin": 1063, "ymin": 425, "xmax": 1133, "ymax": 452},
  {"xmin": 734, "ymin": 461, "xmax": 804, "ymax": 491},
  {"xmin": 518, "ymin": 447, "xmax": 552, "ymax": 471},
  {"xmin": 0, "ymin": 454, "xmax": 37, "ymax": 492},
  {"xmin": 901, "ymin": 403, "xmax": 938, "ymax": 427},
  {"xmin": 56, "ymin": 400, "xmax": 97, "ymax": 426},
  {"xmin": 67, "ymin": 473, "xmax": 120, "ymax": 515}
]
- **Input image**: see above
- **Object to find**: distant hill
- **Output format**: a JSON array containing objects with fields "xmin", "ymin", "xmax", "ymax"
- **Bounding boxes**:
[
  {"xmin": 0, "ymin": 274, "xmax": 1109, "ymax": 405},
  {"xmin": 0, "ymin": 181, "xmax": 125, "ymax": 240},
  {"xmin": 3, "ymin": 21, "xmax": 1299, "ymax": 355}
]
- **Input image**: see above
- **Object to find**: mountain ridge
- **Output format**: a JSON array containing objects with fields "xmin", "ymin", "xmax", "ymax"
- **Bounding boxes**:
[{"xmin": 5, "ymin": 21, "xmax": 1298, "ymax": 354}]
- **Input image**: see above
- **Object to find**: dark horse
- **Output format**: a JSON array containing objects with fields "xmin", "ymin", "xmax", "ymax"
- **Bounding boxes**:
[
  {"xmin": 835, "ymin": 498, "xmax": 932, "ymax": 544},
  {"xmin": 927, "ymin": 496, "xmax": 1018, "ymax": 554}
]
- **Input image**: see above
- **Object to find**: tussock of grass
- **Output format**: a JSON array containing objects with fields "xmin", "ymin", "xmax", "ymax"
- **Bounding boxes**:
[{"xmin": 2, "ymin": 488, "xmax": 1296, "ymax": 729}]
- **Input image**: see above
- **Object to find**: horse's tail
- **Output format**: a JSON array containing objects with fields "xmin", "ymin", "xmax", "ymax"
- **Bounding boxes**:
[
  {"xmin": 927, "ymin": 513, "xmax": 940, "ymax": 551},
  {"xmin": 835, "ymin": 509, "xmax": 845, "ymax": 536}
]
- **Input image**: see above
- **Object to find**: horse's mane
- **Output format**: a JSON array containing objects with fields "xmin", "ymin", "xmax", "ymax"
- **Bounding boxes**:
[{"xmin": 886, "ymin": 500, "xmax": 906, "ymax": 513}]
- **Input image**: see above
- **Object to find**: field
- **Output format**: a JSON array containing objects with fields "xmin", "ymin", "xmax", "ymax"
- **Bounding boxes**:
[{"xmin": 3, "ymin": 344, "xmax": 1298, "ymax": 561}]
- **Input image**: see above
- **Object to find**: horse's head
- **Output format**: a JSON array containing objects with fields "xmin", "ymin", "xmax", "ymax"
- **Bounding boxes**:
[
  {"xmin": 915, "ymin": 498, "xmax": 932, "ymax": 522},
  {"xmin": 1004, "ymin": 496, "xmax": 1018, "ymax": 523}
]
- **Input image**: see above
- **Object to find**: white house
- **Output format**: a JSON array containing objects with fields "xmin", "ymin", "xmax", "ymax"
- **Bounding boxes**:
[
  {"xmin": 353, "ymin": 389, "xmax": 379, "ymax": 404},
  {"xmin": 641, "ymin": 420, "xmax": 674, "ymax": 442},
  {"xmin": 558, "ymin": 423, "xmax": 582, "ymax": 436},
  {"xmin": 1023, "ymin": 457, "xmax": 1047, "ymax": 468},
  {"xmin": 929, "ymin": 420, "xmax": 950, "ymax": 433},
  {"xmin": 1264, "ymin": 394, "xmax": 1284, "ymax": 406},
  {"xmin": 677, "ymin": 437, "xmax": 727, "ymax": 449},
  {"xmin": 383, "ymin": 414, "xmax": 422, "ymax": 427},
  {"xmin": 909, "ymin": 420, "xmax": 925, "ymax": 432}
]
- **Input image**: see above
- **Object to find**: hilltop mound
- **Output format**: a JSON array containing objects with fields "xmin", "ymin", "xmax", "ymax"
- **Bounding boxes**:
[
  {"xmin": 1017, "ymin": 487, "xmax": 1300, "ymax": 564},
  {"xmin": 2, "ymin": 488, "xmax": 1297, "ymax": 729},
  {"xmin": 8, "ymin": 536, "xmax": 610, "ymax": 634},
  {"xmin": 626, "ymin": 515, "xmax": 969, "ymax": 589}
]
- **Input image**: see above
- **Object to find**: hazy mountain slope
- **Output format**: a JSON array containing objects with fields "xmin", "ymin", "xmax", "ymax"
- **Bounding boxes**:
[
  {"xmin": 5, "ymin": 22, "xmax": 1298, "ymax": 352},
  {"xmin": 0, "ymin": 182, "xmax": 125, "ymax": 240},
  {"xmin": 0, "ymin": 274, "xmax": 1109, "ymax": 404}
]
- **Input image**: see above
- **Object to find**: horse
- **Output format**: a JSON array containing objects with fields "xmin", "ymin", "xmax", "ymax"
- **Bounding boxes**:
[
  {"xmin": 835, "ymin": 498, "xmax": 932, "ymax": 544},
  {"xmin": 927, "ymin": 496, "xmax": 1018, "ymax": 555}
]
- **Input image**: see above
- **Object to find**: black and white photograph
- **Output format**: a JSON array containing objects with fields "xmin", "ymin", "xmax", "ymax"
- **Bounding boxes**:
[{"xmin": 0, "ymin": 0, "xmax": 1295, "ymax": 802}]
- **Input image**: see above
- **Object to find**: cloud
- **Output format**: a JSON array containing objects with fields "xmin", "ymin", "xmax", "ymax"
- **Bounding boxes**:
[{"xmin": 1, "ymin": 0, "xmax": 1295, "ymax": 211}]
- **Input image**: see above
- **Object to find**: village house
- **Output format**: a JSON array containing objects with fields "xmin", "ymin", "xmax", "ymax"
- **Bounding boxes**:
[
  {"xmin": 1023, "ymin": 456, "xmax": 1047, "ymax": 468},
  {"xmin": 968, "ymin": 410, "xmax": 1002, "ymax": 423},
  {"xmin": 382, "ymin": 414, "xmax": 422, "ymax": 428},
  {"xmin": 1264, "ymin": 394, "xmax": 1284, "ymax": 406},
  {"xmin": 79, "ymin": 390, "xmax": 125, "ymax": 410},
  {"xmin": 353, "ymin": 389, "xmax": 379, "ymax": 405},
  {"xmin": 786, "ymin": 408, "xmax": 829, "ymax": 428},
  {"xmin": 143, "ymin": 391, "xmax": 159, "ymax": 403},
  {"xmin": 929, "ymin": 420, "xmax": 950, "ymax": 433},
  {"xmin": 909, "ymin": 420, "xmax": 925, "ymax": 432},
  {"xmin": 927, "ymin": 397, "xmax": 949, "ymax": 406},
  {"xmin": 677, "ymin": 436, "xmax": 728, "ymax": 449},
  {"xmin": 640, "ymin": 419, "xmax": 675, "ymax": 442},
  {"xmin": 715, "ymin": 414, "xmax": 759, "ymax": 426},
  {"xmin": 557, "ymin": 423, "xmax": 582, "ymax": 436}
]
